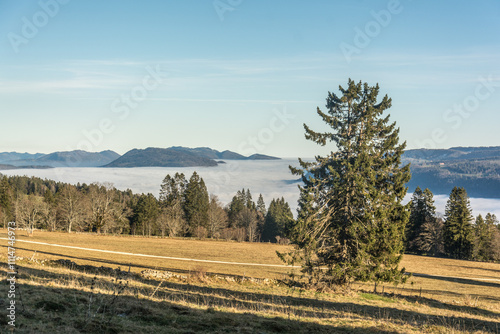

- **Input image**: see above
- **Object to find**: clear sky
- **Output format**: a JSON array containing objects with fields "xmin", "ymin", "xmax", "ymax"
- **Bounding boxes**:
[{"xmin": 1, "ymin": 0, "xmax": 499, "ymax": 157}]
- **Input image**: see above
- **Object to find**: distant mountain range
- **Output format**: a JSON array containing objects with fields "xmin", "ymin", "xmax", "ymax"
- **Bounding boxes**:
[
  {"xmin": 403, "ymin": 146, "xmax": 500, "ymax": 198},
  {"xmin": 0, "ymin": 150, "xmax": 120, "ymax": 168},
  {"xmin": 0, "ymin": 147, "xmax": 280, "ymax": 170},
  {"xmin": 104, "ymin": 147, "xmax": 280, "ymax": 167}
]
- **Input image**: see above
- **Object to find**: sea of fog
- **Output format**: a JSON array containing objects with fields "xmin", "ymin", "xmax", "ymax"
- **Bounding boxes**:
[{"xmin": 2, "ymin": 159, "xmax": 499, "ymax": 219}]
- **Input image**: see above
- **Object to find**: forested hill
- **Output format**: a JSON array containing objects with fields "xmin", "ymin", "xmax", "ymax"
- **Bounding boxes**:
[
  {"xmin": 404, "ymin": 146, "xmax": 500, "ymax": 162},
  {"xmin": 104, "ymin": 147, "xmax": 280, "ymax": 168},
  {"xmin": 403, "ymin": 146, "xmax": 500, "ymax": 198}
]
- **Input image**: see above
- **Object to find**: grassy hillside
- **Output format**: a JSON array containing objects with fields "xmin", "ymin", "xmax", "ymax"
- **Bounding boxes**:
[{"xmin": 1, "ymin": 230, "xmax": 499, "ymax": 333}]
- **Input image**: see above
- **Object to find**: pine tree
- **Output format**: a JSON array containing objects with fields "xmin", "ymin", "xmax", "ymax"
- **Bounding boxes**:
[
  {"xmin": 0, "ymin": 176, "xmax": 13, "ymax": 227},
  {"xmin": 256, "ymin": 194, "xmax": 267, "ymax": 216},
  {"xmin": 443, "ymin": 187, "xmax": 474, "ymax": 259},
  {"xmin": 227, "ymin": 190, "xmax": 246, "ymax": 226},
  {"xmin": 159, "ymin": 173, "xmax": 187, "ymax": 206},
  {"xmin": 244, "ymin": 189, "xmax": 255, "ymax": 210},
  {"xmin": 133, "ymin": 194, "xmax": 159, "ymax": 236},
  {"xmin": 184, "ymin": 172, "xmax": 209, "ymax": 234},
  {"xmin": 407, "ymin": 187, "xmax": 436, "ymax": 253},
  {"xmin": 485, "ymin": 214, "xmax": 500, "ymax": 261},
  {"xmin": 474, "ymin": 213, "xmax": 500, "ymax": 261},
  {"xmin": 283, "ymin": 79, "xmax": 411, "ymax": 287},
  {"xmin": 261, "ymin": 197, "xmax": 294, "ymax": 242}
]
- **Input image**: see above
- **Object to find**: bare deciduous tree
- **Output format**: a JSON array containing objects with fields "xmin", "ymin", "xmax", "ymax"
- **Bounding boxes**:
[
  {"xmin": 207, "ymin": 194, "xmax": 228, "ymax": 238},
  {"xmin": 16, "ymin": 194, "xmax": 44, "ymax": 236},
  {"xmin": 58, "ymin": 185, "xmax": 86, "ymax": 233},
  {"xmin": 158, "ymin": 198, "xmax": 187, "ymax": 237},
  {"xmin": 87, "ymin": 183, "xmax": 115, "ymax": 234}
]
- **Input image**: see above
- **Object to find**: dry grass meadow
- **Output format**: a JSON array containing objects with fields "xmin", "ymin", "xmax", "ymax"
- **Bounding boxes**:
[{"xmin": 1, "ymin": 229, "xmax": 499, "ymax": 333}]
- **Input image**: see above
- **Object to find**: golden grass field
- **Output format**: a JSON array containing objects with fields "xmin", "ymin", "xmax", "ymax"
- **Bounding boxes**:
[{"xmin": 1, "ymin": 229, "xmax": 499, "ymax": 333}]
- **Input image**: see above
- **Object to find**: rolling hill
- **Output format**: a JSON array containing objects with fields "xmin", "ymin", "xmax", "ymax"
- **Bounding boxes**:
[
  {"xmin": 104, "ymin": 147, "xmax": 280, "ymax": 168},
  {"xmin": 104, "ymin": 147, "xmax": 219, "ymax": 167}
]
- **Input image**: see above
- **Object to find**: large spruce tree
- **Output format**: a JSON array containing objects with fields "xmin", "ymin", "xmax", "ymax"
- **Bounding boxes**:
[
  {"xmin": 284, "ymin": 79, "xmax": 411, "ymax": 287},
  {"xmin": 443, "ymin": 187, "xmax": 474, "ymax": 259}
]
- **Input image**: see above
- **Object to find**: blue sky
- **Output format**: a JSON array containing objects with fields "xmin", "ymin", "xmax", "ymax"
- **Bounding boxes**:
[{"xmin": 1, "ymin": 0, "xmax": 499, "ymax": 157}]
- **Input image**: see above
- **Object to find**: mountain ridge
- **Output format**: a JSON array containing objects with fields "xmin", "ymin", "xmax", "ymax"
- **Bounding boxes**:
[
  {"xmin": 403, "ymin": 146, "xmax": 500, "ymax": 198},
  {"xmin": 104, "ymin": 146, "xmax": 280, "ymax": 168},
  {"xmin": 0, "ymin": 150, "xmax": 120, "ymax": 168}
]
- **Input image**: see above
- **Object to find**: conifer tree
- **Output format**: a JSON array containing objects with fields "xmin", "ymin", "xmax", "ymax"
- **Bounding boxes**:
[
  {"xmin": 474, "ymin": 213, "xmax": 500, "ymax": 261},
  {"xmin": 133, "ymin": 193, "xmax": 159, "ymax": 236},
  {"xmin": 227, "ymin": 190, "xmax": 246, "ymax": 226},
  {"xmin": 256, "ymin": 194, "xmax": 267, "ymax": 216},
  {"xmin": 407, "ymin": 187, "xmax": 436, "ymax": 253},
  {"xmin": 283, "ymin": 79, "xmax": 411, "ymax": 287},
  {"xmin": 443, "ymin": 187, "xmax": 474, "ymax": 259},
  {"xmin": 0, "ymin": 176, "xmax": 13, "ymax": 227},
  {"xmin": 261, "ymin": 197, "xmax": 294, "ymax": 242},
  {"xmin": 159, "ymin": 173, "xmax": 187, "ymax": 206},
  {"xmin": 184, "ymin": 172, "xmax": 209, "ymax": 233}
]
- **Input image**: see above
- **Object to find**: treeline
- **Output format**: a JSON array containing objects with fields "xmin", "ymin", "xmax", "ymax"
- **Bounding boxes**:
[
  {"xmin": 0, "ymin": 173, "xmax": 294, "ymax": 243},
  {"xmin": 406, "ymin": 186, "xmax": 500, "ymax": 262}
]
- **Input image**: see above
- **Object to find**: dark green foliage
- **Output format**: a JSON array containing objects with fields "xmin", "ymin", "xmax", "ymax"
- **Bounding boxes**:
[
  {"xmin": 474, "ymin": 213, "xmax": 500, "ymax": 261},
  {"xmin": 443, "ymin": 187, "xmax": 474, "ymax": 259},
  {"xmin": 244, "ymin": 189, "xmax": 256, "ymax": 210},
  {"xmin": 159, "ymin": 173, "xmax": 187, "ymax": 206},
  {"xmin": 0, "ymin": 176, "xmax": 13, "ymax": 225},
  {"xmin": 261, "ymin": 198, "xmax": 294, "ymax": 242},
  {"xmin": 406, "ymin": 187, "xmax": 437, "ymax": 254},
  {"xmin": 184, "ymin": 172, "xmax": 209, "ymax": 233},
  {"xmin": 227, "ymin": 189, "xmax": 250, "ymax": 226},
  {"xmin": 132, "ymin": 194, "xmax": 159, "ymax": 236},
  {"xmin": 284, "ymin": 79, "xmax": 411, "ymax": 287},
  {"xmin": 256, "ymin": 194, "xmax": 266, "ymax": 216},
  {"xmin": 226, "ymin": 189, "xmax": 263, "ymax": 241}
]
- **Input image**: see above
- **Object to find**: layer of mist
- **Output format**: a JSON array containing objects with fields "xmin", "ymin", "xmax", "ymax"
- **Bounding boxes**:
[{"xmin": 2, "ymin": 159, "xmax": 499, "ymax": 219}]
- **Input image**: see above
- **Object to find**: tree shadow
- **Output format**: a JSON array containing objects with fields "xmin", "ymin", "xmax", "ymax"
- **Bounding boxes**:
[
  {"xmin": 7, "ymin": 262, "xmax": 499, "ymax": 333},
  {"xmin": 2, "ymin": 267, "xmax": 398, "ymax": 334},
  {"xmin": 6, "ymin": 246, "xmax": 259, "ymax": 280},
  {"xmin": 411, "ymin": 272, "xmax": 500, "ymax": 289},
  {"xmin": 446, "ymin": 264, "xmax": 500, "ymax": 274}
]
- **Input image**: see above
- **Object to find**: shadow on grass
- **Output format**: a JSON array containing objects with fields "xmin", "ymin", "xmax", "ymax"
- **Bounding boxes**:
[
  {"xmin": 411, "ymin": 272, "xmax": 500, "ymax": 289},
  {"xmin": 7, "ymin": 246, "xmax": 261, "ymax": 280},
  {"xmin": 447, "ymin": 264, "xmax": 500, "ymax": 274},
  {"xmin": 2, "ymin": 267, "xmax": 397, "ymax": 334},
  {"xmin": 5, "ymin": 263, "xmax": 499, "ymax": 334}
]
